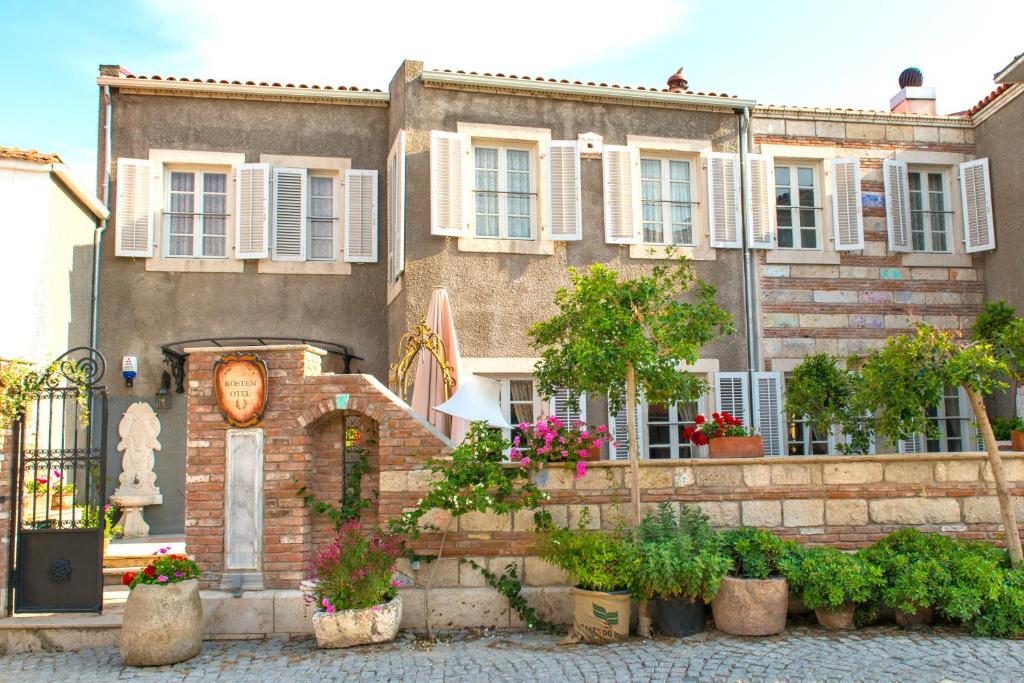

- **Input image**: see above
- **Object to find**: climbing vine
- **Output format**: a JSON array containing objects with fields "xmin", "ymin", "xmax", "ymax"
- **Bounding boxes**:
[
  {"xmin": 460, "ymin": 558, "xmax": 559, "ymax": 634},
  {"xmin": 0, "ymin": 358, "xmax": 90, "ymax": 429},
  {"xmin": 298, "ymin": 426, "xmax": 374, "ymax": 529}
]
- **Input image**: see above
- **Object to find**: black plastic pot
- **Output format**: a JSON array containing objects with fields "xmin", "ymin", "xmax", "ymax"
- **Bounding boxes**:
[{"xmin": 654, "ymin": 596, "xmax": 706, "ymax": 637}]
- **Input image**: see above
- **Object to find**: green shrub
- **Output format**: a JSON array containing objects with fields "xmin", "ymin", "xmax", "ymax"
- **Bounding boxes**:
[
  {"xmin": 535, "ymin": 512, "xmax": 638, "ymax": 592},
  {"xmin": 991, "ymin": 416, "xmax": 1024, "ymax": 441},
  {"xmin": 969, "ymin": 568, "xmax": 1024, "ymax": 638},
  {"xmin": 719, "ymin": 527, "xmax": 794, "ymax": 580},
  {"xmin": 937, "ymin": 539, "xmax": 1008, "ymax": 624},
  {"xmin": 631, "ymin": 503, "xmax": 731, "ymax": 602},
  {"xmin": 793, "ymin": 546, "xmax": 882, "ymax": 611},
  {"xmin": 860, "ymin": 529, "xmax": 956, "ymax": 613}
]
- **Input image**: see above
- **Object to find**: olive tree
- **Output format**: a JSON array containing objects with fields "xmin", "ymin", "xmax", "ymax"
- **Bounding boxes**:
[
  {"xmin": 784, "ymin": 354, "xmax": 874, "ymax": 455},
  {"xmin": 856, "ymin": 324, "xmax": 1023, "ymax": 567},
  {"xmin": 528, "ymin": 258, "xmax": 733, "ymax": 523}
]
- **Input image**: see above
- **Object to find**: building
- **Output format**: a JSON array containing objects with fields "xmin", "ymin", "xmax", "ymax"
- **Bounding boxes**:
[{"xmin": 94, "ymin": 60, "xmax": 1004, "ymax": 536}]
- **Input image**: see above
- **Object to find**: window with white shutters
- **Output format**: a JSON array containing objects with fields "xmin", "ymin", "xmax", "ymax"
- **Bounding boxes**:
[
  {"xmin": 714, "ymin": 372, "xmax": 750, "ymax": 427},
  {"xmin": 746, "ymin": 154, "xmax": 775, "ymax": 249},
  {"xmin": 430, "ymin": 130, "xmax": 467, "ymax": 237},
  {"xmin": 645, "ymin": 396, "xmax": 704, "ymax": 460},
  {"xmin": 603, "ymin": 145, "xmax": 640, "ymax": 244},
  {"xmin": 307, "ymin": 175, "xmax": 337, "ymax": 261},
  {"xmin": 774, "ymin": 162, "xmax": 821, "ymax": 250},
  {"xmin": 640, "ymin": 156, "xmax": 697, "ymax": 247},
  {"xmin": 343, "ymin": 169, "xmax": 378, "ymax": 263},
  {"xmin": 883, "ymin": 159, "xmax": 912, "ymax": 253},
  {"xmin": 608, "ymin": 393, "xmax": 644, "ymax": 460},
  {"xmin": 387, "ymin": 131, "xmax": 406, "ymax": 284},
  {"xmin": 473, "ymin": 145, "xmax": 536, "ymax": 239},
  {"xmin": 272, "ymin": 167, "xmax": 306, "ymax": 261},
  {"xmin": 898, "ymin": 434, "xmax": 926, "ymax": 454},
  {"xmin": 908, "ymin": 168, "xmax": 952, "ymax": 253},
  {"xmin": 547, "ymin": 141, "xmax": 582, "ymax": 241},
  {"xmin": 115, "ymin": 158, "xmax": 154, "ymax": 257},
  {"xmin": 235, "ymin": 163, "xmax": 270, "ymax": 259},
  {"xmin": 707, "ymin": 152, "xmax": 741, "ymax": 248},
  {"xmin": 164, "ymin": 169, "xmax": 229, "ymax": 258},
  {"xmin": 960, "ymin": 158, "xmax": 995, "ymax": 253},
  {"xmin": 549, "ymin": 388, "xmax": 586, "ymax": 425},
  {"xmin": 752, "ymin": 371, "xmax": 785, "ymax": 457},
  {"xmin": 831, "ymin": 157, "xmax": 864, "ymax": 251}
]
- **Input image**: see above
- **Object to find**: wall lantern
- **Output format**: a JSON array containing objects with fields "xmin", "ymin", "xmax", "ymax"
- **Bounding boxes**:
[{"xmin": 155, "ymin": 370, "xmax": 173, "ymax": 410}]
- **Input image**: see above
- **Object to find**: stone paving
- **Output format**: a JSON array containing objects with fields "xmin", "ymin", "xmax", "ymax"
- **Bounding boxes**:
[{"xmin": 2, "ymin": 626, "xmax": 1023, "ymax": 682}]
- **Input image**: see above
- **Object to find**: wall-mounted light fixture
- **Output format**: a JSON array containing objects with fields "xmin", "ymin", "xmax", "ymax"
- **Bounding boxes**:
[{"xmin": 155, "ymin": 370, "xmax": 172, "ymax": 410}]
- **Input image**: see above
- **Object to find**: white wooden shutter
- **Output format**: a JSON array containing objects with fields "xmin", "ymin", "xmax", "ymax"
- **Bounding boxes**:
[
  {"xmin": 831, "ymin": 157, "xmax": 865, "ymax": 251},
  {"xmin": 430, "ymin": 130, "xmax": 467, "ymax": 237},
  {"xmin": 344, "ymin": 169, "xmax": 378, "ymax": 263},
  {"xmin": 752, "ymin": 371, "xmax": 785, "ymax": 456},
  {"xmin": 707, "ymin": 152, "xmax": 741, "ymax": 248},
  {"xmin": 714, "ymin": 372, "xmax": 750, "ymax": 427},
  {"xmin": 746, "ymin": 154, "xmax": 775, "ymax": 249},
  {"xmin": 608, "ymin": 393, "xmax": 643, "ymax": 460},
  {"xmin": 387, "ymin": 130, "xmax": 406, "ymax": 284},
  {"xmin": 547, "ymin": 141, "xmax": 582, "ymax": 241},
  {"xmin": 883, "ymin": 159, "xmax": 912, "ymax": 253},
  {"xmin": 898, "ymin": 434, "xmax": 926, "ymax": 454},
  {"xmin": 235, "ymin": 163, "xmax": 270, "ymax": 259},
  {"xmin": 272, "ymin": 167, "xmax": 306, "ymax": 261},
  {"xmin": 549, "ymin": 389, "xmax": 587, "ymax": 425},
  {"xmin": 114, "ymin": 158, "xmax": 154, "ymax": 257},
  {"xmin": 602, "ymin": 145, "xmax": 640, "ymax": 244},
  {"xmin": 960, "ymin": 158, "xmax": 995, "ymax": 253}
]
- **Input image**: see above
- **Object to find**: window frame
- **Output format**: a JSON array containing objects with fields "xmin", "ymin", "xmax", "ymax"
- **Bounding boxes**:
[
  {"xmin": 641, "ymin": 394, "xmax": 707, "ymax": 460},
  {"xmin": 774, "ymin": 161, "xmax": 823, "ymax": 251},
  {"xmin": 489, "ymin": 375, "xmax": 543, "ymax": 448},
  {"xmin": 925, "ymin": 385, "xmax": 974, "ymax": 453},
  {"xmin": 471, "ymin": 142, "xmax": 538, "ymax": 241},
  {"xmin": 162, "ymin": 167, "xmax": 230, "ymax": 259},
  {"xmin": 639, "ymin": 155, "xmax": 698, "ymax": 247},
  {"xmin": 306, "ymin": 173, "xmax": 339, "ymax": 262},
  {"xmin": 907, "ymin": 166, "xmax": 953, "ymax": 254}
]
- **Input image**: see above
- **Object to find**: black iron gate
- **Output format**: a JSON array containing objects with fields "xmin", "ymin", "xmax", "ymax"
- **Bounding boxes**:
[{"xmin": 8, "ymin": 348, "xmax": 107, "ymax": 613}]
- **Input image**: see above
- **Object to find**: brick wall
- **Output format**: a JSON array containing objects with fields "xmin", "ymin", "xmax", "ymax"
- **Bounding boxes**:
[{"xmin": 0, "ymin": 427, "xmax": 12, "ymax": 615}]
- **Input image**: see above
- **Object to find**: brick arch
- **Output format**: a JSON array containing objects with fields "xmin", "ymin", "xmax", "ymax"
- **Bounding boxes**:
[{"xmin": 297, "ymin": 394, "xmax": 388, "ymax": 431}]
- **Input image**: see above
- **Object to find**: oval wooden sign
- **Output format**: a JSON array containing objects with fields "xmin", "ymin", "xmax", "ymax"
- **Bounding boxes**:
[{"xmin": 213, "ymin": 353, "xmax": 269, "ymax": 428}]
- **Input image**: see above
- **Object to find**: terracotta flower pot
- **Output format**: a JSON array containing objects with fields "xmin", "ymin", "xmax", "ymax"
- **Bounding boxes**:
[
  {"xmin": 815, "ymin": 603, "xmax": 856, "ymax": 630},
  {"xmin": 1011, "ymin": 430, "xmax": 1024, "ymax": 451},
  {"xmin": 313, "ymin": 595, "xmax": 402, "ymax": 649},
  {"xmin": 120, "ymin": 579, "xmax": 203, "ymax": 666},
  {"xmin": 895, "ymin": 605, "xmax": 934, "ymax": 628},
  {"xmin": 711, "ymin": 576, "xmax": 787, "ymax": 636},
  {"xmin": 50, "ymin": 493, "xmax": 74, "ymax": 510},
  {"xmin": 708, "ymin": 436, "xmax": 764, "ymax": 459}
]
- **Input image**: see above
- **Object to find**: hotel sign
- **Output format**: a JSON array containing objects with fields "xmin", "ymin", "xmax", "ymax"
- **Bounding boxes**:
[{"xmin": 213, "ymin": 353, "xmax": 269, "ymax": 428}]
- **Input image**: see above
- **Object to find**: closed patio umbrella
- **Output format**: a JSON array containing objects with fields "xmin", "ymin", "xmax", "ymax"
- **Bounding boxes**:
[{"xmin": 410, "ymin": 287, "xmax": 469, "ymax": 441}]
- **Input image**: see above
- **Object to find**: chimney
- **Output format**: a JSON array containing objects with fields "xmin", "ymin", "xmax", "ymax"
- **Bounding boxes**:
[
  {"xmin": 890, "ymin": 67, "xmax": 936, "ymax": 115},
  {"xmin": 667, "ymin": 68, "xmax": 688, "ymax": 93}
]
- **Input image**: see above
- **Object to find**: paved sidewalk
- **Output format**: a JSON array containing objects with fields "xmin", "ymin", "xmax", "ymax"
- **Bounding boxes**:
[{"xmin": 2, "ymin": 626, "xmax": 1023, "ymax": 682}]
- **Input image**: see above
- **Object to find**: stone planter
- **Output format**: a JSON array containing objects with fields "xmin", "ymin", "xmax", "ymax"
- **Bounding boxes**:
[
  {"xmin": 120, "ymin": 579, "xmax": 203, "ymax": 666},
  {"xmin": 711, "ymin": 576, "xmax": 787, "ymax": 636},
  {"xmin": 708, "ymin": 436, "xmax": 764, "ymax": 459},
  {"xmin": 1011, "ymin": 430, "xmax": 1024, "ymax": 451},
  {"xmin": 653, "ymin": 596, "xmax": 705, "ymax": 637},
  {"xmin": 895, "ymin": 605, "xmax": 934, "ymax": 628},
  {"xmin": 312, "ymin": 595, "xmax": 402, "ymax": 649},
  {"xmin": 815, "ymin": 603, "xmax": 856, "ymax": 630}
]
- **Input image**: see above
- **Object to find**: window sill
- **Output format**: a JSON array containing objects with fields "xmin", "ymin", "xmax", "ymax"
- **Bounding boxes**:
[
  {"xmin": 629, "ymin": 244, "xmax": 717, "ymax": 261},
  {"xmin": 900, "ymin": 252, "xmax": 973, "ymax": 268},
  {"xmin": 765, "ymin": 249, "xmax": 840, "ymax": 265},
  {"xmin": 145, "ymin": 257, "xmax": 243, "ymax": 273},
  {"xmin": 457, "ymin": 236, "xmax": 555, "ymax": 255},
  {"xmin": 257, "ymin": 259, "xmax": 352, "ymax": 275}
]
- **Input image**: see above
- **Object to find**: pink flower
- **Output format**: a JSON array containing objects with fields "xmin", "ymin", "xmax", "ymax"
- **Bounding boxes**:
[
  {"xmin": 322, "ymin": 598, "xmax": 331, "ymax": 609},
  {"xmin": 578, "ymin": 449, "xmax": 588, "ymax": 458},
  {"xmin": 157, "ymin": 575, "xmax": 168, "ymax": 583},
  {"xmin": 326, "ymin": 604, "xmax": 336, "ymax": 614},
  {"xmin": 372, "ymin": 605, "xmax": 382, "ymax": 613},
  {"xmin": 509, "ymin": 448, "xmax": 522, "ymax": 461},
  {"xmin": 390, "ymin": 579, "xmax": 402, "ymax": 588},
  {"xmin": 580, "ymin": 431, "xmax": 589, "ymax": 439},
  {"xmin": 596, "ymin": 425, "xmax": 607, "ymax": 433},
  {"xmin": 575, "ymin": 461, "xmax": 587, "ymax": 479},
  {"xmin": 520, "ymin": 456, "xmax": 531, "ymax": 467}
]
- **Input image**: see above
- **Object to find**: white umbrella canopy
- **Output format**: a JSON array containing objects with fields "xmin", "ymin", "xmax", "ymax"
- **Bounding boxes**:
[
  {"xmin": 435, "ymin": 374, "xmax": 512, "ymax": 430},
  {"xmin": 410, "ymin": 288, "xmax": 470, "ymax": 441}
]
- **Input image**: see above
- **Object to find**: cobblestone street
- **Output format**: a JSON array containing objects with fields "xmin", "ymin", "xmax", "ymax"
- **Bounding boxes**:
[{"xmin": 2, "ymin": 626, "xmax": 1024, "ymax": 682}]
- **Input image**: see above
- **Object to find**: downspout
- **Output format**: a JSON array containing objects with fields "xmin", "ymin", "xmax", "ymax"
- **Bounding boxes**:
[
  {"xmin": 735, "ymin": 107, "xmax": 760, "ymax": 410},
  {"xmin": 90, "ymin": 83, "xmax": 112, "ymax": 353}
]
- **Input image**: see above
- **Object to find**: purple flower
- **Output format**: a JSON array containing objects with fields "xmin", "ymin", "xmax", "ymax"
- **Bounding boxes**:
[
  {"xmin": 157, "ymin": 575, "xmax": 168, "ymax": 583},
  {"xmin": 175, "ymin": 571, "xmax": 184, "ymax": 578}
]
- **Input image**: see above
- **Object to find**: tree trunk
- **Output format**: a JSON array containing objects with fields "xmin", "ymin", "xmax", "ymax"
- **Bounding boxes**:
[
  {"xmin": 625, "ymin": 362, "xmax": 641, "ymax": 525},
  {"xmin": 965, "ymin": 385, "xmax": 1023, "ymax": 568}
]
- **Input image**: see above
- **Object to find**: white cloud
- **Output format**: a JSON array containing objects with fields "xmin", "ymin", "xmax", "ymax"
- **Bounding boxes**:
[{"xmin": 142, "ymin": 0, "xmax": 693, "ymax": 87}]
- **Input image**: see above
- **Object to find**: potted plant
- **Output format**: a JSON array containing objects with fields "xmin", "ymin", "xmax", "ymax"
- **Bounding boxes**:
[
  {"xmin": 683, "ymin": 412, "xmax": 762, "ymax": 458},
  {"xmin": 535, "ymin": 512, "xmax": 639, "ymax": 643},
  {"xmin": 992, "ymin": 416, "xmax": 1024, "ymax": 450},
  {"xmin": 510, "ymin": 415, "xmax": 611, "ymax": 479},
  {"xmin": 790, "ymin": 546, "xmax": 881, "ymax": 630},
  {"xmin": 47, "ymin": 470, "xmax": 74, "ymax": 509},
  {"xmin": 860, "ymin": 529, "xmax": 955, "ymax": 627},
  {"xmin": 308, "ymin": 520, "xmax": 404, "ymax": 649},
  {"xmin": 22, "ymin": 476, "xmax": 49, "ymax": 519},
  {"xmin": 632, "ymin": 503, "xmax": 731, "ymax": 637},
  {"xmin": 711, "ymin": 527, "xmax": 791, "ymax": 635},
  {"xmin": 120, "ymin": 548, "xmax": 202, "ymax": 666}
]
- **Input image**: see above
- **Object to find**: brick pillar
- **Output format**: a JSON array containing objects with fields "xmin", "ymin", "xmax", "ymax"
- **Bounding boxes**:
[{"xmin": 0, "ymin": 426, "xmax": 14, "ymax": 615}]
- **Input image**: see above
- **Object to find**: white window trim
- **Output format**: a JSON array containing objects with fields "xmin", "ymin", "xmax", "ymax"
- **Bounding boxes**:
[
  {"xmin": 307, "ymin": 173, "xmax": 339, "ymax": 262},
  {"xmin": 456, "ymin": 123, "xmax": 553, "ymax": 255},
  {"xmin": 639, "ymin": 155, "xmax": 699, "ymax": 248},
  {"xmin": 906, "ymin": 165, "xmax": 954, "ymax": 255},
  {"xmin": 258, "ymin": 154, "xmax": 351, "ymax": 275},
  {"xmin": 471, "ymin": 143, "xmax": 538, "ymax": 241},
  {"xmin": 641, "ymin": 392, "xmax": 708, "ymax": 460},
  {"xmin": 773, "ymin": 160, "xmax": 824, "ymax": 252},
  {"xmin": 146, "ymin": 149, "xmax": 245, "ymax": 273},
  {"xmin": 163, "ymin": 168, "xmax": 231, "ymax": 260}
]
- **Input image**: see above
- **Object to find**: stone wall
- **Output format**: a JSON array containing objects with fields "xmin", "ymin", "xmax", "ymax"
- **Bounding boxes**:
[{"xmin": 0, "ymin": 427, "xmax": 11, "ymax": 615}]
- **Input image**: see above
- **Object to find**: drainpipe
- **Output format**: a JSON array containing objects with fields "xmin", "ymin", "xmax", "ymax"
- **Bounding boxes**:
[
  {"xmin": 735, "ymin": 107, "xmax": 760, "ymax": 413},
  {"xmin": 90, "ymin": 83, "xmax": 112, "ymax": 353}
]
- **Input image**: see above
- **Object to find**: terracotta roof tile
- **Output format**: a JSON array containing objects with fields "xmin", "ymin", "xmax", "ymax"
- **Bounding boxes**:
[
  {"xmin": 0, "ymin": 146, "xmax": 62, "ymax": 164},
  {"xmin": 116, "ymin": 73, "xmax": 384, "ymax": 93},
  {"xmin": 967, "ymin": 83, "xmax": 1012, "ymax": 116}
]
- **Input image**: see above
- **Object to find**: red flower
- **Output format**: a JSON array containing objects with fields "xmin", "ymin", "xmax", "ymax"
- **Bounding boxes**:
[
  {"xmin": 143, "ymin": 565, "xmax": 156, "ymax": 578},
  {"xmin": 694, "ymin": 415, "xmax": 706, "ymax": 425},
  {"xmin": 122, "ymin": 571, "xmax": 137, "ymax": 586},
  {"xmin": 682, "ymin": 426, "xmax": 695, "ymax": 442}
]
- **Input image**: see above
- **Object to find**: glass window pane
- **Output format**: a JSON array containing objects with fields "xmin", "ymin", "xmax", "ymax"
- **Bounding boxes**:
[
  {"xmin": 171, "ymin": 172, "xmax": 194, "ymax": 193},
  {"xmin": 203, "ymin": 172, "xmax": 226, "ymax": 194},
  {"xmin": 798, "ymin": 188, "xmax": 815, "ymax": 208},
  {"xmin": 202, "ymin": 235, "xmax": 225, "ymax": 257},
  {"xmin": 927, "ymin": 173, "xmax": 943, "ymax": 193},
  {"xmin": 908, "ymin": 172, "xmax": 921, "ymax": 192},
  {"xmin": 776, "ymin": 207, "xmax": 792, "ymax": 227},
  {"xmin": 310, "ymin": 176, "xmax": 333, "ymax": 197},
  {"xmin": 647, "ymin": 403, "xmax": 669, "ymax": 421},
  {"xmin": 670, "ymin": 179, "xmax": 690, "ymax": 204},
  {"xmin": 797, "ymin": 167, "xmax": 814, "ymax": 187},
  {"xmin": 778, "ymin": 227, "xmax": 794, "ymax": 248},
  {"xmin": 640, "ymin": 159, "xmax": 661, "ymax": 181},
  {"xmin": 800, "ymin": 209, "xmax": 816, "ymax": 228},
  {"xmin": 801, "ymin": 228, "xmax": 817, "ymax": 249},
  {"xmin": 669, "ymin": 160, "xmax": 690, "ymax": 181},
  {"xmin": 648, "ymin": 447, "xmax": 672, "ymax": 460},
  {"xmin": 775, "ymin": 166, "xmax": 790, "ymax": 187},
  {"xmin": 170, "ymin": 192, "xmax": 193, "ymax": 213},
  {"xmin": 642, "ymin": 178, "xmax": 661, "ymax": 203},
  {"xmin": 648, "ymin": 424, "xmax": 670, "ymax": 444},
  {"xmin": 204, "ymin": 194, "xmax": 225, "ymax": 215}
]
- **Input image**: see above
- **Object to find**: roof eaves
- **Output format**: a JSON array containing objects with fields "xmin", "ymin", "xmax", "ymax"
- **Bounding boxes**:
[
  {"xmin": 994, "ymin": 51, "xmax": 1024, "ymax": 84},
  {"xmin": 97, "ymin": 75, "xmax": 390, "ymax": 104}
]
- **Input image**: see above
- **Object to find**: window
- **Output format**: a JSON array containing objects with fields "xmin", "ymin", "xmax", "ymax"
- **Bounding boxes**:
[
  {"xmin": 308, "ymin": 175, "xmax": 336, "ymax": 260},
  {"xmin": 492, "ymin": 377, "xmax": 542, "ymax": 446},
  {"xmin": 787, "ymin": 417, "xmax": 830, "ymax": 456},
  {"xmin": 473, "ymin": 146, "xmax": 535, "ymax": 239},
  {"xmin": 165, "ymin": 170, "xmax": 228, "ymax": 257},
  {"xmin": 774, "ymin": 164, "xmax": 820, "ymax": 249},
  {"xmin": 908, "ymin": 170, "xmax": 950, "ymax": 253},
  {"xmin": 644, "ymin": 398, "xmax": 702, "ymax": 460},
  {"xmin": 925, "ymin": 386, "xmax": 972, "ymax": 452},
  {"xmin": 641, "ymin": 157, "xmax": 695, "ymax": 246}
]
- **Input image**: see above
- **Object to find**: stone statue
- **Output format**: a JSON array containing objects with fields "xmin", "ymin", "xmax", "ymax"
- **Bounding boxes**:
[{"xmin": 111, "ymin": 402, "xmax": 164, "ymax": 537}]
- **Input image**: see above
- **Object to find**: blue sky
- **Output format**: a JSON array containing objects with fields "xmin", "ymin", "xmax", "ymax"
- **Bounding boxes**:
[{"xmin": 2, "ymin": 0, "xmax": 1020, "ymax": 192}]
